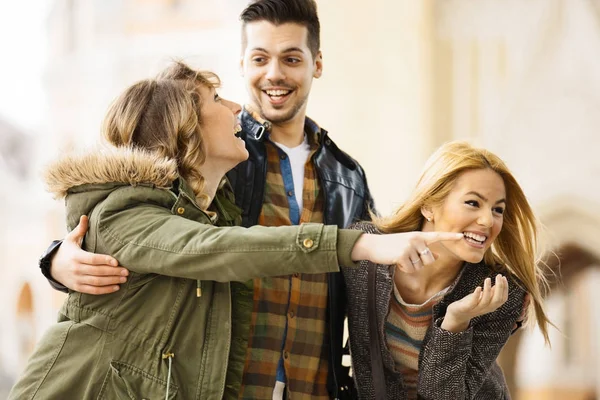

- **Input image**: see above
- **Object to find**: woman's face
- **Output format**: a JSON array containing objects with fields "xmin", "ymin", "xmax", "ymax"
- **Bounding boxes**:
[
  {"xmin": 198, "ymin": 85, "xmax": 248, "ymax": 168},
  {"xmin": 427, "ymin": 168, "xmax": 506, "ymax": 265}
]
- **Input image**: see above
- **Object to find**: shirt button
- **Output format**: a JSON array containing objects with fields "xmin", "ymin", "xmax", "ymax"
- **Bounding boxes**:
[
  {"xmin": 289, "ymin": 311, "xmax": 295, "ymax": 318},
  {"xmin": 176, "ymin": 207, "xmax": 185, "ymax": 215},
  {"xmin": 287, "ymin": 190, "xmax": 293, "ymax": 197},
  {"xmin": 303, "ymin": 238, "xmax": 314, "ymax": 249},
  {"xmin": 293, "ymin": 273, "xmax": 300, "ymax": 278},
  {"xmin": 283, "ymin": 351, "xmax": 289, "ymax": 359},
  {"xmin": 280, "ymin": 154, "xmax": 287, "ymax": 160}
]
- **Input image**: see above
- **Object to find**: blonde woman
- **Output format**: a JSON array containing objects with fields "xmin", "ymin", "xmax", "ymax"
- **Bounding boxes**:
[
  {"xmin": 9, "ymin": 62, "xmax": 461, "ymax": 400},
  {"xmin": 343, "ymin": 142, "xmax": 551, "ymax": 400}
]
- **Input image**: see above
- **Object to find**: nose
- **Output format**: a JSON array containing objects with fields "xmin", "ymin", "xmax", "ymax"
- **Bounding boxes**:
[
  {"xmin": 223, "ymin": 98, "xmax": 242, "ymax": 116},
  {"xmin": 477, "ymin": 210, "xmax": 494, "ymax": 228},
  {"xmin": 265, "ymin": 59, "xmax": 285, "ymax": 82}
]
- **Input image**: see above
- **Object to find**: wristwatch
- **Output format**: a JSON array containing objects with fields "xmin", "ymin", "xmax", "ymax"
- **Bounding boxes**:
[{"xmin": 39, "ymin": 240, "xmax": 69, "ymax": 292}]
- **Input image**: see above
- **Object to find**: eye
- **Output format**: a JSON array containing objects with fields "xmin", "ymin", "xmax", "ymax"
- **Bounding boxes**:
[
  {"xmin": 213, "ymin": 93, "xmax": 221, "ymax": 102},
  {"xmin": 251, "ymin": 56, "xmax": 266, "ymax": 64},
  {"xmin": 465, "ymin": 200, "xmax": 479, "ymax": 208},
  {"xmin": 493, "ymin": 207, "xmax": 505, "ymax": 215},
  {"xmin": 285, "ymin": 57, "xmax": 301, "ymax": 64}
]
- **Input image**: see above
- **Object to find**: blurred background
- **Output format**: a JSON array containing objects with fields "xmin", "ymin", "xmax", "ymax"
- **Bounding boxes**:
[{"xmin": 1, "ymin": 0, "xmax": 599, "ymax": 398}]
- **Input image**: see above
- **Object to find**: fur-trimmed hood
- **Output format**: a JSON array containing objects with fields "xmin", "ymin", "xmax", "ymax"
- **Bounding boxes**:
[{"xmin": 44, "ymin": 146, "xmax": 179, "ymax": 199}]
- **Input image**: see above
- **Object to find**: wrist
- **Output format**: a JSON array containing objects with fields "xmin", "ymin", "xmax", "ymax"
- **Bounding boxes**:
[
  {"xmin": 338, "ymin": 230, "xmax": 364, "ymax": 267},
  {"xmin": 350, "ymin": 234, "xmax": 372, "ymax": 261},
  {"xmin": 39, "ymin": 240, "xmax": 68, "ymax": 293},
  {"xmin": 441, "ymin": 313, "xmax": 470, "ymax": 333}
]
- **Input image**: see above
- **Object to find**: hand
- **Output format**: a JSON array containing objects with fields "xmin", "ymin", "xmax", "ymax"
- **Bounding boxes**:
[
  {"xmin": 442, "ymin": 274, "xmax": 509, "ymax": 332},
  {"xmin": 351, "ymin": 231, "xmax": 464, "ymax": 272},
  {"xmin": 51, "ymin": 215, "xmax": 129, "ymax": 294}
]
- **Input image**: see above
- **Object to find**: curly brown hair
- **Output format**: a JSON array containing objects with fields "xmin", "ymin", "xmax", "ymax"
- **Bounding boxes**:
[{"xmin": 101, "ymin": 62, "xmax": 220, "ymax": 209}]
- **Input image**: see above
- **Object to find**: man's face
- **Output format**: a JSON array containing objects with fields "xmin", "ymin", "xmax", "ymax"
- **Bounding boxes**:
[{"xmin": 240, "ymin": 21, "xmax": 322, "ymax": 125}]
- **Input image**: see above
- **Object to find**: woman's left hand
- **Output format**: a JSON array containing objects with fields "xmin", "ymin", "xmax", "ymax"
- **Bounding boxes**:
[{"xmin": 441, "ymin": 274, "xmax": 509, "ymax": 332}]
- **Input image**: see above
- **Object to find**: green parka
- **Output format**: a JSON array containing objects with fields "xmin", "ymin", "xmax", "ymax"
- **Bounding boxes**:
[{"xmin": 9, "ymin": 147, "xmax": 362, "ymax": 400}]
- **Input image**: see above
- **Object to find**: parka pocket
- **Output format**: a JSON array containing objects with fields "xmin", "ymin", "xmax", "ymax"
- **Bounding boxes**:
[
  {"xmin": 97, "ymin": 360, "xmax": 178, "ymax": 400},
  {"xmin": 127, "ymin": 272, "xmax": 161, "ymax": 289}
]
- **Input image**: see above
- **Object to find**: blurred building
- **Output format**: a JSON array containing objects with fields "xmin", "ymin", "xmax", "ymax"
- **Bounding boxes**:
[
  {"xmin": 1, "ymin": 0, "xmax": 599, "ymax": 398},
  {"xmin": 0, "ymin": 117, "xmax": 58, "ymax": 399},
  {"xmin": 430, "ymin": 2, "xmax": 600, "ymax": 398}
]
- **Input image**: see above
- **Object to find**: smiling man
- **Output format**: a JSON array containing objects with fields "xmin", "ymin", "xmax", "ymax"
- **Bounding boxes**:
[{"xmin": 225, "ymin": 1, "xmax": 374, "ymax": 399}]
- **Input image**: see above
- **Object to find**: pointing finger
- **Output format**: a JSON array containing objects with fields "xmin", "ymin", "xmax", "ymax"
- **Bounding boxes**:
[{"xmin": 423, "ymin": 231, "xmax": 464, "ymax": 245}]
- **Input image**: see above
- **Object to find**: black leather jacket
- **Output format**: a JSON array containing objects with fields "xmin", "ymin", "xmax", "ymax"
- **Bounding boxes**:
[{"xmin": 227, "ymin": 109, "xmax": 375, "ymax": 399}]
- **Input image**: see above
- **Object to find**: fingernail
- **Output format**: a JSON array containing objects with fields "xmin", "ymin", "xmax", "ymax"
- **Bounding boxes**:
[
  {"xmin": 111, "ymin": 260, "xmax": 118, "ymax": 267},
  {"xmin": 113, "ymin": 286, "xmax": 120, "ymax": 292},
  {"xmin": 121, "ymin": 270, "xmax": 129, "ymax": 276},
  {"xmin": 119, "ymin": 277, "xmax": 126, "ymax": 283}
]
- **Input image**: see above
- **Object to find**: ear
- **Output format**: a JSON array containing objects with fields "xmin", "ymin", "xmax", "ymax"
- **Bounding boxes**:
[
  {"xmin": 239, "ymin": 56, "xmax": 245, "ymax": 77},
  {"xmin": 421, "ymin": 205, "xmax": 433, "ymax": 222},
  {"xmin": 313, "ymin": 51, "xmax": 323, "ymax": 79}
]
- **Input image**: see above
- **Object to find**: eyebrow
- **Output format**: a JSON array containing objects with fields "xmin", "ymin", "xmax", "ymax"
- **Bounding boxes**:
[
  {"xmin": 250, "ymin": 46, "xmax": 306, "ymax": 54},
  {"xmin": 466, "ymin": 191, "xmax": 506, "ymax": 204}
]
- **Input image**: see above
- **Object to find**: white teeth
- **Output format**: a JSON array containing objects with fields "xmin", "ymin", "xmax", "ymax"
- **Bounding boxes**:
[
  {"xmin": 233, "ymin": 125, "xmax": 242, "ymax": 134},
  {"xmin": 265, "ymin": 89, "xmax": 290, "ymax": 96},
  {"xmin": 463, "ymin": 232, "xmax": 487, "ymax": 242}
]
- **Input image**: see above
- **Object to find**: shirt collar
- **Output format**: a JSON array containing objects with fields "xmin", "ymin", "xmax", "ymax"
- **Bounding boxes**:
[{"xmin": 242, "ymin": 104, "xmax": 322, "ymax": 146}]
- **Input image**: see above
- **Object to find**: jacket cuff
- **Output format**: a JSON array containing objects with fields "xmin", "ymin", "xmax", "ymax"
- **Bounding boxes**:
[
  {"xmin": 336, "ymin": 229, "xmax": 364, "ymax": 268},
  {"xmin": 431, "ymin": 316, "xmax": 474, "ymax": 353}
]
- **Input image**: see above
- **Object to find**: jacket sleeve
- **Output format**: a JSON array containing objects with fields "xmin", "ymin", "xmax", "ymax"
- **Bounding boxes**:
[
  {"xmin": 417, "ymin": 289, "xmax": 525, "ymax": 399},
  {"xmin": 360, "ymin": 167, "xmax": 377, "ymax": 221},
  {"xmin": 91, "ymin": 193, "xmax": 362, "ymax": 282}
]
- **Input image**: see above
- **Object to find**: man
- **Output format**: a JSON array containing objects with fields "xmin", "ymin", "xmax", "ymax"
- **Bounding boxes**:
[
  {"xmin": 40, "ymin": 1, "xmax": 372, "ymax": 399},
  {"xmin": 227, "ymin": 2, "xmax": 374, "ymax": 398}
]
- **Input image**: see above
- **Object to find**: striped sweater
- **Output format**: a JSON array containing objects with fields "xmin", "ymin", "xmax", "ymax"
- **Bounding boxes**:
[
  {"xmin": 385, "ymin": 285, "xmax": 447, "ymax": 399},
  {"xmin": 343, "ymin": 222, "xmax": 526, "ymax": 400}
]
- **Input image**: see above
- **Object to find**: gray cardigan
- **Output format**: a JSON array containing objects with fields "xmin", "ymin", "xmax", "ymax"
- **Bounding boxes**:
[{"xmin": 342, "ymin": 223, "xmax": 526, "ymax": 400}]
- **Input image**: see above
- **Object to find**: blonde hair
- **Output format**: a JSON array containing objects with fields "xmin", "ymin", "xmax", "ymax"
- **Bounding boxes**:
[
  {"xmin": 101, "ymin": 61, "xmax": 220, "ymax": 209},
  {"xmin": 374, "ymin": 141, "xmax": 552, "ymax": 345}
]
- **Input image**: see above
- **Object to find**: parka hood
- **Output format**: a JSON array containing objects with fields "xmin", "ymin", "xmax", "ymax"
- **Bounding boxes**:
[
  {"xmin": 44, "ymin": 146, "xmax": 181, "ymax": 230},
  {"xmin": 45, "ymin": 146, "xmax": 178, "ymax": 199}
]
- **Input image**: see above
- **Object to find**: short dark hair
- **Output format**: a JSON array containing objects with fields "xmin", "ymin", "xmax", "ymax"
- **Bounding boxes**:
[{"xmin": 240, "ymin": 0, "xmax": 321, "ymax": 57}]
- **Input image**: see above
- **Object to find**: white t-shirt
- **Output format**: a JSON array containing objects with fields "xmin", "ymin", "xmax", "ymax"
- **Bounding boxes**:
[
  {"xmin": 271, "ymin": 134, "xmax": 311, "ymax": 397},
  {"xmin": 273, "ymin": 135, "xmax": 311, "ymax": 211}
]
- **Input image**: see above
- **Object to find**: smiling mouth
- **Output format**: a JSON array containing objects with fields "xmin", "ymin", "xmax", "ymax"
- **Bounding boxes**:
[
  {"xmin": 234, "ymin": 124, "xmax": 242, "ymax": 138},
  {"xmin": 463, "ymin": 231, "xmax": 488, "ymax": 246},
  {"xmin": 263, "ymin": 89, "xmax": 293, "ymax": 103}
]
